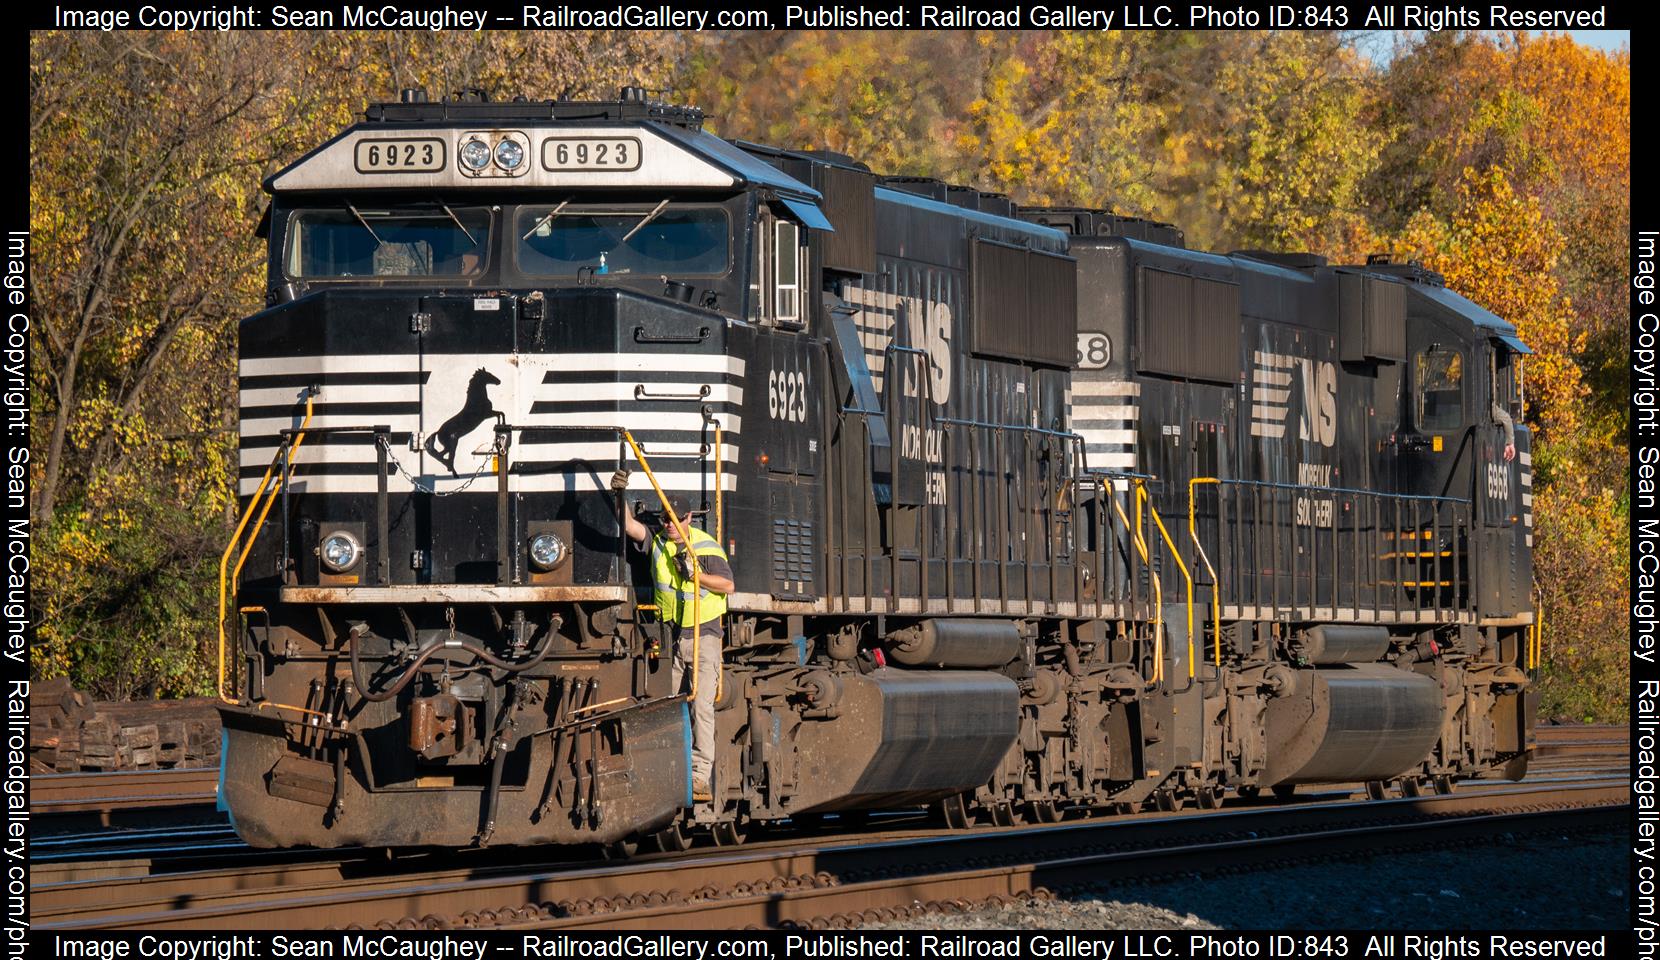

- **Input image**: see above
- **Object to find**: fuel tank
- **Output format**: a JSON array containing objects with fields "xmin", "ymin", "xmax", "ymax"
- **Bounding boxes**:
[
  {"xmin": 790, "ymin": 668, "xmax": 1019, "ymax": 812},
  {"xmin": 1261, "ymin": 663, "xmax": 1444, "ymax": 785}
]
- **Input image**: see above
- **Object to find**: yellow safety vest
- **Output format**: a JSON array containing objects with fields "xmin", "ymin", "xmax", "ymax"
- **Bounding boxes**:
[{"xmin": 650, "ymin": 527, "xmax": 729, "ymax": 627}]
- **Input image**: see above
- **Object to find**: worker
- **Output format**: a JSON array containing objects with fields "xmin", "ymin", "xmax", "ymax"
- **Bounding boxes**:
[
  {"xmin": 1491, "ymin": 351, "xmax": 1517, "ymax": 463},
  {"xmin": 611, "ymin": 469, "xmax": 732, "ymax": 803},
  {"xmin": 1492, "ymin": 398, "xmax": 1517, "ymax": 462}
]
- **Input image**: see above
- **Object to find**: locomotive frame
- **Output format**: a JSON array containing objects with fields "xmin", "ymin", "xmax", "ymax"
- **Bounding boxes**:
[{"xmin": 218, "ymin": 88, "xmax": 1538, "ymax": 850}]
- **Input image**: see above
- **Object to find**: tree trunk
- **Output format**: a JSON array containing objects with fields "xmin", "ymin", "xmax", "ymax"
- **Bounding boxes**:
[{"xmin": 35, "ymin": 321, "xmax": 90, "ymax": 529}]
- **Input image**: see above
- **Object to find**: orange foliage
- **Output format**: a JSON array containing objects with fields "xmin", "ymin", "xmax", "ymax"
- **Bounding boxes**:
[{"xmin": 1397, "ymin": 168, "xmax": 1585, "ymax": 436}]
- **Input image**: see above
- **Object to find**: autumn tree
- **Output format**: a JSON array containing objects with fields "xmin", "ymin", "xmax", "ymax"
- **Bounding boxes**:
[
  {"xmin": 1367, "ymin": 32, "xmax": 1629, "ymax": 426},
  {"xmin": 29, "ymin": 32, "xmax": 681, "ymax": 697}
]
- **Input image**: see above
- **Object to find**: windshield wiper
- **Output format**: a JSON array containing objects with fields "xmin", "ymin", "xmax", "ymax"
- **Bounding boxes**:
[
  {"xmin": 520, "ymin": 200, "xmax": 570, "ymax": 241},
  {"xmin": 620, "ymin": 199, "xmax": 671, "ymax": 244},
  {"xmin": 346, "ymin": 203, "xmax": 383, "ymax": 246},
  {"xmin": 440, "ymin": 203, "xmax": 477, "ymax": 248}
]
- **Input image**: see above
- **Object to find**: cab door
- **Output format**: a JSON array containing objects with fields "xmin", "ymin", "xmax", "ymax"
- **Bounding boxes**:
[{"xmin": 1393, "ymin": 327, "xmax": 1472, "ymax": 611}]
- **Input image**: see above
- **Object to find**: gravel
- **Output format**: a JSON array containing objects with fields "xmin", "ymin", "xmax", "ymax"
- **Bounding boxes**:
[{"xmin": 867, "ymin": 829, "xmax": 1626, "ymax": 930}]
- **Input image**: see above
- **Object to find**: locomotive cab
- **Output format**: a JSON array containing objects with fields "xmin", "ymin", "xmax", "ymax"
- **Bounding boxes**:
[{"xmin": 224, "ymin": 89, "xmax": 837, "ymax": 847}]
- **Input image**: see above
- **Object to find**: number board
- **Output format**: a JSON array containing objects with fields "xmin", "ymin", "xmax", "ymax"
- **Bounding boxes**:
[
  {"xmin": 541, "ymin": 137, "xmax": 642, "ymax": 172},
  {"xmin": 353, "ymin": 138, "xmax": 445, "ymax": 174},
  {"xmin": 1076, "ymin": 332, "xmax": 1112, "ymax": 370}
]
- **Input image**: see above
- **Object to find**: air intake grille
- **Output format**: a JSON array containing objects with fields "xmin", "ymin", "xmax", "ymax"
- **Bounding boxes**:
[{"xmin": 772, "ymin": 518, "xmax": 815, "ymax": 596}]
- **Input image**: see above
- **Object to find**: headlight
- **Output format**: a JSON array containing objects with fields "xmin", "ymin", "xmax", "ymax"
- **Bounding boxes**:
[
  {"xmin": 528, "ymin": 533, "xmax": 567, "ymax": 571},
  {"xmin": 494, "ymin": 138, "xmax": 524, "ymax": 171},
  {"xmin": 459, "ymin": 137, "xmax": 491, "ymax": 171},
  {"xmin": 319, "ymin": 532, "xmax": 361, "ymax": 572}
]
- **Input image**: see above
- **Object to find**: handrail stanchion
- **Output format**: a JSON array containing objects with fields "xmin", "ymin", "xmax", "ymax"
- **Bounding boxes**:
[
  {"xmin": 970, "ymin": 422, "xmax": 983, "ymax": 613},
  {"xmin": 1188, "ymin": 478, "xmax": 1223, "ymax": 667},
  {"xmin": 1111, "ymin": 478, "xmax": 1161, "ymax": 686},
  {"xmin": 1141, "ymin": 481, "xmax": 1194, "ymax": 681},
  {"xmin": 713, "ymin": 419, "xmax": 725, "ymax": 547},
  {"xmin": 217, "ymin": 392, "xmax": 340, "ymax": 725},
  {"xmin": 217, "ymin": 403, "xmax": 302, "ymax": 706}
]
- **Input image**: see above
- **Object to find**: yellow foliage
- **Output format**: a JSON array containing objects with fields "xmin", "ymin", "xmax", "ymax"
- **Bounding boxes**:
[{"xmin": 1396, "ymin": 168, "xmax": 1585, "ymax": 436}]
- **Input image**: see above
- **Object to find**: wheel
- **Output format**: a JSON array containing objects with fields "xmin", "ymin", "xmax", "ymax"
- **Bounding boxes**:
[
  {"xmin": 1433, "ymin": 775, "xmax": 1457, "ymax": 795},
  {"xmin": 710, "ymin": 819, "xmax": 747, "ymax": 847},
  {"xmin": 1271, "ymin": 784, "xmax": 1297, "ymax": 802},
  {"xmin": 648, "ymin": 822, "xmax": 693, "ymax": 853},
  {"xmin": 1155, "ymin": 790, "xmax": 1185, "ymax": 812},
  {"xmin": 1196, "ymin": 786, "xmax": 1223, "ymax": 810},
  {"xmin": 1026, "ymin": 800, "xmax": 1064, "ymax": 823},
  {"xmin": 1399, "ymin": 777, "xmax": 1426, "ymax": 798},
  {"xmin": 939, "ymin": 794, "xmax": 972, "ymax": 830},
  {"xmin": 1365, "ymin": 780, "xmax": 1388, "ymax": 801},
  {"xmin": 988, "ymin": 802, "xmax": 1019, "ymax": 827},
  {"xmin": 1236, "ymin": 785, "xmax": 1261, "ymax": 801},
  {"xmin": 602, "ymin": 838, "xmax": 640, "ymax": 860}
]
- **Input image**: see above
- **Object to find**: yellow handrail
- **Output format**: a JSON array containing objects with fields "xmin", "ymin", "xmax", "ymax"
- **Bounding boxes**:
[
  {"xmin": 713, "ymin": 420, "xmax": 725, "ymax": 547},
  {"xmin": 1138, "ymin": 480, "xmax": 1195, "ymax": 680},
  {"xmin": 216, "ymin": 393, "xmax": 337, "ymax": 725},
  {"xmin": 1188, "ymin": 478, "xmax": 1224, "ymax": 667},
  {"xmin": 621, "ymin": 430, "xmax": 702, "ymax": 709},
  {"xmin": 1530, "ymin": 590, "xmax": 1544, "ymax": 672},
  {"xmin": 218, "ymin": 395, "xmax": 312, "ymax": 704},
  {"xmin": 1105, "ymin": 476, "xmax": 1162, "ymax": 685}
]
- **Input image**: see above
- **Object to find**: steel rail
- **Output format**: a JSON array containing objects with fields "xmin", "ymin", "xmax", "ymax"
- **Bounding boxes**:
[
  {"xmin": 38, "ymin": 779, "xmax": 1626, "ymax": 931},
  {"xmin": 534, "ymin": 794, "xmax": 1625, "ymax": 930}
]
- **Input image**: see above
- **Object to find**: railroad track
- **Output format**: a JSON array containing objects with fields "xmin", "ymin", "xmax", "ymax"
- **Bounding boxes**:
[
  {"xmin": 31, "ymin": 726, "xmax": 1627, "ymax": 927},
  {"xmin": 35, "ymin": 775, "xmax": 1626, "ymax": 931},
  {"xmin": 1532, "ymin": 723, "xmax": 1630, "ymax": 758},
  {"xmin": 35, "ymin": 768, "xmax": 220, "ymax": 833}
]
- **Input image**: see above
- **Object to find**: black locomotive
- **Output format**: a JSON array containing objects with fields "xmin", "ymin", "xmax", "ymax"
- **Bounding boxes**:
[{"xmin": 219, "ymin": 89, "xmax": 1537, "ymax": 849}]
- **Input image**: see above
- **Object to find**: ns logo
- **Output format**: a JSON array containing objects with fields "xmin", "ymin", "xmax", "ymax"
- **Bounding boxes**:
[
  {"xmin": 1297, "ymin": 359, "xmax": 1338, "ymax": 448},
  {"xmin": 1250, "ymin": 352, "xmax": 1337, "ymax": 448}
]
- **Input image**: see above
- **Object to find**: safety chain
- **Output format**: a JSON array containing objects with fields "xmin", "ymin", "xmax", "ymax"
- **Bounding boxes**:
[{"xmin": 377, "ymin": 435, "xmax": 502, "ymax": 497}]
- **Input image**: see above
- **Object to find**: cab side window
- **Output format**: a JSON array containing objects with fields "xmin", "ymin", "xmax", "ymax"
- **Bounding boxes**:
[
  {"xmin": 1416, "ymin": 347, "xmax": 1464, "ymax": 432},
  {"xmin": 749, "ymin": 212, "xmax": 805, "ymax": 328},
  {"xmin": 774, "ymin": 220, "xmax": 801, "ymax": 325},
  {"xmin": 1493, "ymin": 348, "xmax": 1521, "ymax": 421}
]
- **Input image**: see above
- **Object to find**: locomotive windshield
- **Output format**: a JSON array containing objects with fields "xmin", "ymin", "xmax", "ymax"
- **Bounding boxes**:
[
  {"xmin": 515, "ymin": 204, "xmax": 728, "ymax": 277},
  {"xmin": 287, "ymin": 206, "xmax": 491, "ymax": 278}
]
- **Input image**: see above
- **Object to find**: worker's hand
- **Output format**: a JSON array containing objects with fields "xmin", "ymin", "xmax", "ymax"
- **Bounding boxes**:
[
  {"xmin": 609, "ymin": 469, "xmax": 631, "ymax": 492},
  {"xmin": 1503, "ymin": 443, "xmax": 1516, "ymax": 462},
  {"xmin": 676, "ymin": 553, "xmax": 695, "ymax": 581}
]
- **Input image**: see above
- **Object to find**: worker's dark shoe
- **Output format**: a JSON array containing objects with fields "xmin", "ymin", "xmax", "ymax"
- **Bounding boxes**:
[{"xmin": 692, "ymin": 779, "xmax": 713, "ymax": 802}]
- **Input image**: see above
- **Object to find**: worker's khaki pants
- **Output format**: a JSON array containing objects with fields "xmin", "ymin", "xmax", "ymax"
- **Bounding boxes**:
[{"xmin": 671, "ymin": 623, "xmax": 722, "ymax": 786}]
